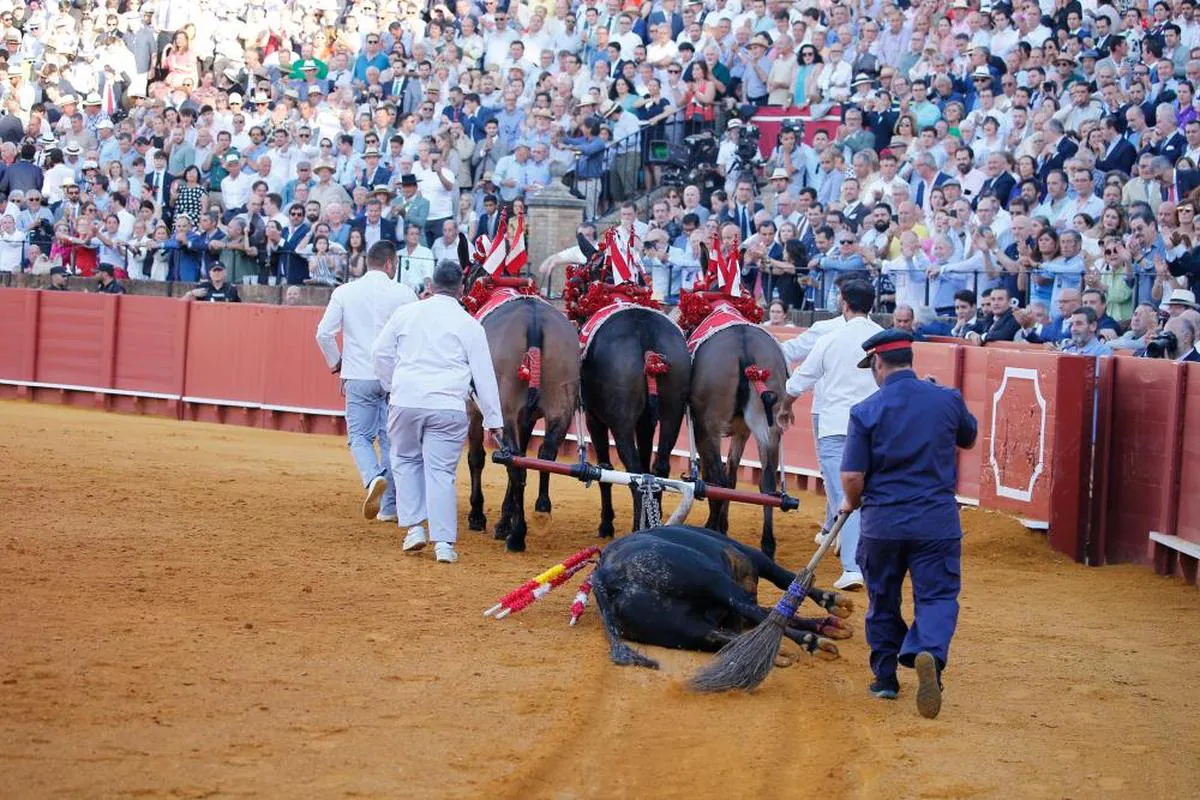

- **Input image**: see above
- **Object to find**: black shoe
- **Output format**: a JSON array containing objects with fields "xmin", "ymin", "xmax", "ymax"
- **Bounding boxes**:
[
  {"xmin": 915, "ymin": 651, "xmax": 943, "ymax": 719},
  {"xmin": 869, "ymin": 677, "xmax": 899, "ymax": 700}
]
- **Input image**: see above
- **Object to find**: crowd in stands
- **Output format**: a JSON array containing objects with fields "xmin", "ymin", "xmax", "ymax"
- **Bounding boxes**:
[{"xmin": 0, "ymin": 0, "xmax": 1198, "ymax": 358}]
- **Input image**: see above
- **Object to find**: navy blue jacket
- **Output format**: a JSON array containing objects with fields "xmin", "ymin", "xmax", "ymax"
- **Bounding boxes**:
[{"xmin": 842, "ymin": 370, "xmax": 978, "ymax": 540}]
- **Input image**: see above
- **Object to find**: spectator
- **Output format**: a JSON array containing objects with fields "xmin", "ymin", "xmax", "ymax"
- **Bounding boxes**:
[
  {"xmin": 949, "ymin": 290, "xmax": 983, "ymax": 338},
  {"xmin": 183, "ymin": 263, "xmax": 241, "ymax": 303},
  {"xmin": 396, "ymin": 223, "xmax": 435, "ymax": 296},
  {"xmin": 95, "ymin": 263, "xmax": 126, "ymax": 295},
  {"xmin": 1112, "ymin": 303, "xmax": 1161, "ymax": 353},
  {"xmin": 1060, "ymin": 307, "xmax": 1113, "ymax": 357}
]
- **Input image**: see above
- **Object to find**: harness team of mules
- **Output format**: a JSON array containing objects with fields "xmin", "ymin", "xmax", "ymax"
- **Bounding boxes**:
[{"xmin": 458, "ymin": 211, "xmax": 855, "ymax": 688}]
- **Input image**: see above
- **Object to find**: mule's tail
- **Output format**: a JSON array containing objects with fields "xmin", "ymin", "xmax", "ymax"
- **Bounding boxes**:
[
  {"xmin": 518, "ymin": 306, "xmax": 544, "ymax": 416},
  {"xmin": 742, "ymin": 363, "xmax": 778, "ymax": 428},
  {"xmin": 643, "ymin": 351, "xmax": 669, "ymax": 429}
]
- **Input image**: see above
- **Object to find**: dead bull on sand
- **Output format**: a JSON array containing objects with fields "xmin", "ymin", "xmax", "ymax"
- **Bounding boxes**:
[{"xmin": 591, "ymin": 526, "xmax": 854, "ymax": 669}]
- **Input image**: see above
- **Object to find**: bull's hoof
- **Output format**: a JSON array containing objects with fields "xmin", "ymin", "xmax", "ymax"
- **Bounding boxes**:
[
  {"xmin": 505, "ymin": 536, "xmax": 526, "ymax": 553},
  {"xmin": 802, "ymin": 634, "xmax": 839, "ymax": 661},
  {"xmin": 467, "ymin": 512, "xmax": 487, "ymax": 532},
  {"xmin": 816, "ymin": 616, "xmax": 853, "ymax": 640},
  {"xmin": 534, "ymin": 496, "xmax": 552, "ymax": 514},
  {"xmin": 774, "ymin": 651, "xmax": 798, "ymax": 668},
  {"xmin": 816, "ymin": 590, "xmax": 855, "ymax": 618}
]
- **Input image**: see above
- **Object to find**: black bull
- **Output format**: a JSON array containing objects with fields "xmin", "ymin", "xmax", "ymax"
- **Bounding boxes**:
[{"xmin": 592, "ymin": 526, "xmax": 853, "ymax": 669}]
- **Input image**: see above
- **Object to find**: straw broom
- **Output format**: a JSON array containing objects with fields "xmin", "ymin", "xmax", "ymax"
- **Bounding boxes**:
[{"xmin": 689, "ymin": 510, "xmax": 851, "ymax": 693}]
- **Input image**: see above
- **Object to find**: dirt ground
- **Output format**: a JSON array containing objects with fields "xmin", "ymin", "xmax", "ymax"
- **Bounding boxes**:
[{"xmin": 1, "ymin": 402, "xmax": 1198, "ymax": 800}]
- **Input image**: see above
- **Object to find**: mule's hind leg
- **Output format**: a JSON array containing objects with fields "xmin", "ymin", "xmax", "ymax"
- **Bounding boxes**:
[
  {"xmin": 586, "ymin": 413, "xmax": 616, "ymax": 539},
  {"xmin": 467, "ymin": 411, "xmax": 487, "ymax": 532},
  {"xmin": 533, "ymin": 417, "xmax": 568, "ymax": 514},
  {"xmin": 719, "ymin": 428, "xmax": 749, "ymax": 534},
  {"xmin": 612, "ymin": 428, "xmax": 647, "ymax": 530},
  {"xmin": 755, "ymin": 427, "xmax": 781, "ymax": 560},
  {"xmin": 493, "ymin": 418, "xmax": 520, "ymax": 541},
  {"xmin": 693, "ymin": 414, "xmax": 730, "ymax": 533}
]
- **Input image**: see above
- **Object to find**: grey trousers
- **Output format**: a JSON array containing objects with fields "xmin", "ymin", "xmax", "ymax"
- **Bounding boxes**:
[{"xmin": 387, "ymin": 406, "xmax": 468, "ymax": 543}]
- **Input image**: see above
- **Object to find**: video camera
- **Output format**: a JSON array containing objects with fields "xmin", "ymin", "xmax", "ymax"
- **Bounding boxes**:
[
  {"xmin": 1145, "ymin": 330, "xmax": 1178, "ymax": 359},
  {"xmin": 732, "ymin": 104, "xmax": 762, "ymax": 167}
]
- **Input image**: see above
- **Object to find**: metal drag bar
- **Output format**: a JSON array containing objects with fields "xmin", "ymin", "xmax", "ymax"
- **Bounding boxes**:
[{"xmin": 491, "ymin": 452, "xmax": 800, "ymax": 512}]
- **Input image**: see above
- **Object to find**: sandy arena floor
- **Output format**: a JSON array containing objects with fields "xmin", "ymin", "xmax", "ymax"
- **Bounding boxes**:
[{"xmin": 1, "ymin": 402, "xmax": 1198, "ymax": 799}]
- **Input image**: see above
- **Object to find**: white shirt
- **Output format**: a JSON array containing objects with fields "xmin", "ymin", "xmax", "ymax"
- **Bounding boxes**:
[
  {"xmin": 396, "ymin": 244, "xmax": 436, "ymax": 293},
  {"xmin": 780, "ymin": 313, "xmax": 846, "ymax": 365},
  {"xmin": 220, "ymin": 171, "xmax": 255, "ymax": 210},
  {"xmin": 785, "ymin": 316, "xmax": 883, "ymax": 439},
  {"xmin": 315, "ymin": 270, "xmax": 418, "ymax": 381},
  {"xmin": 370, "ymin": 294, "xmax": 503, "ymax": 428}
]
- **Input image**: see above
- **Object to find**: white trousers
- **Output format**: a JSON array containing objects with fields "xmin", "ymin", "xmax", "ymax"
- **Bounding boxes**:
[{"xmin": 387, "ymin": 406, "xmax": 468, "ymax": 543}]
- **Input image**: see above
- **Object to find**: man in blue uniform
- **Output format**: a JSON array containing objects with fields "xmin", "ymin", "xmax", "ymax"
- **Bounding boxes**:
[{"xmin": 840, "ymin": 329, "xmax": 978, "ymax": 719}]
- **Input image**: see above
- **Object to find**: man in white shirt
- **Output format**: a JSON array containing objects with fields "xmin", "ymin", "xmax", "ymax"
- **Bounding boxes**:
[
  {"xmin": 220, "ymin": 154, "xmax": 255, "ymax": 219},
  {"xmin": 396, "ymin": 223, "xmax": 436, "ymax": 295},
  {"xmin": 778, "ymin": 279, "xmax": 882, "ymax": 590},
  {"xmin": 371, "ymin": 260, "xmax": 504, "ymax": 564},
  {"xmin": 316, "ymin": 241, "xmax": 418, "ymax": 523}
]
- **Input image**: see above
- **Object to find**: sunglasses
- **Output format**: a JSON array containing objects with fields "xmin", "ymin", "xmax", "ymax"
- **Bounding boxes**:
[{"xmin": 366, "ymin": 38, "xmax": 379, "ymax": 44}]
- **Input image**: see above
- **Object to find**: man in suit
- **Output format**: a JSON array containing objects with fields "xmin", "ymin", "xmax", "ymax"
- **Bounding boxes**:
[
  {"xmin": 1037, "ymin": 119, "xmax": 1078, "ymax": 182},
  {"xmin": 352, "ymin": 197, "xmax": 398, "ymax": 248},
  {"xmin": 719, "ymin": 178, "xmax": 765, "ymax": 240},
  {"xmin": 144, "ymin": 149, "xmax": 175, "ymax": 211},
  {"xmin": 1096, "ymin": 117, "xmax": 1138, "ymax": 175},
  {"xmin": 911, "ymin": 153, "xmax": 951, "ymax": 216},
  {"xmin": 279, "ymin": 204, "xmax": 313, "ymax": 285},
  {"xmin": 1154, "ymin": 156, "xmax": 1200, "ymax": 205},
  {"xmin": 0, "ymin": 144, "xmax": 43, "ymax": 194},
  {"xmin": 968, "ymin": 287, "xmax": 1021, "ymax": 344},
  {"xmin": 355, "ymin": 148, "xmax": 392, "ymax": 192},
  {"xmin": 975, "ymin": 152, "xmax": 1017, "ymax": 210},
  {"xmin": 475, "ymin": 193, "xmax": 502, "ymax": 240},
  {"xmin": 1024, "ymin": 288, "xmax": 1080, "ymax": 343},
  {"xmin": 949, "ymin": 290, "xmax": 985, "ymax": 338},
  {"xmin": 1146, "ymin": 103, "xmax": 1188, "ymax": 166}
]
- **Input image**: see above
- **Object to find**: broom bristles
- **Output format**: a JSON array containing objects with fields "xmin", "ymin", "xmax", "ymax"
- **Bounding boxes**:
[
  {"xmin": 688, "ymin": 612, "xmax": 789, "ymax": 693},
  {"xmin": 689, "ymin": 570, "xmax": 816, "ymax": 693}
]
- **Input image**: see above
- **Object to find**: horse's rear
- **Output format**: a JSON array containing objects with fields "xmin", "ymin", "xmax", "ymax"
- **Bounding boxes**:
[
  {"xmin": 689, "ymin": 324, "xmax": 788, "ymax": 558},
  {"xmin": 582, "ymin": 307, "xmax": 691, "ymax": 536},
  {"xmin": 468, "ymin": 297, "xmax": 580, "ymax": 552}
]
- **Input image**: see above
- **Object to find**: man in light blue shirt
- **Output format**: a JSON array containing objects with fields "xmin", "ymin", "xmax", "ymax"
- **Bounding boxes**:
[{"xmin": 1060, "ymin": 307, "xmax": 1114, "ymax": 356}]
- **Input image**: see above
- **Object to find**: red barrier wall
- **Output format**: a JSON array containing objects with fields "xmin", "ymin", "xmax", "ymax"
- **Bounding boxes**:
[
  {"xmin": 7, "ymin": 290, "xmax": 1200, "ymax": 574},
  {"xmin": 1175, "ymin": 365, "xmax": 1200, "ymax": 548}
]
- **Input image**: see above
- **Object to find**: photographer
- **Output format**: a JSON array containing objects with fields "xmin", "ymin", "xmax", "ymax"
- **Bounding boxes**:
[{"xmin": 1144, "ymin": 315, "xmax": 1200, "ymax": 361}]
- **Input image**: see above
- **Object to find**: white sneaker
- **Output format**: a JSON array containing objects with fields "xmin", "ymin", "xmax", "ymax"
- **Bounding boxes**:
[
  {"xmin": 402, "ymin": 525, "xmax": 428, "ymax": 552},
  {"xmin": 814, "ymin": 528, "xmax": 841, "ymax": 555},
  {"xmin": 362, "ymin": 476, "xmax": 387, "ymax": 520},
  {"xmin": 434, "ymin": 542, "xmax": 459, "ymax": 563},
  {"xmin": 833, "ymin": 571, "xmax": 864, "ymax": 591},
  {"xmin": 376, "ymin": 513, "xmax": 398, "ymax": 522}
]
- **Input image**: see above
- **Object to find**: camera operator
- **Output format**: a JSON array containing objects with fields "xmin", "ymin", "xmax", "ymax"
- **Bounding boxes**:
[{"xmin": 1144, "ymin": 315, "xmax": 1200, "ymax": 361}]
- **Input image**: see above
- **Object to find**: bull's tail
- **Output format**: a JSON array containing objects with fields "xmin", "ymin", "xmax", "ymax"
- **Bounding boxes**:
[
  {"xmin": 740, "ymin": 362, "xmax": 777, "ymax": 428},
  {"xmin": 518, "ymin": 306, "xmax": 544, "ymax": 416},
  {"xmin": 643, "ymin": 350, "xmax": 669, "ymax": 429},
  {"xmin": 592, "ymin": 570, "xmax": 660, "ymax": 670}
]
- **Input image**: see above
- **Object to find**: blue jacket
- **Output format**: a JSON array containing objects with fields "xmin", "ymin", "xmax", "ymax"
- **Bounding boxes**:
[{"xmin": 843, "ymin": 370, "xmax": 977, "ymax": 540}]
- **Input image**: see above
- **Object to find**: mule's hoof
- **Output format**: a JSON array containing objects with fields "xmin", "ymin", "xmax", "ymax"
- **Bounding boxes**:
[
  {"xmin": 505, "ymin": 536, "xmax": 526, "ymax": 553},
  {"xmin": 818, "ymin": 616, "xmax": 853, "ymax": 640},
  {"xmin": 467, "ymin": 514, "xmax": 487, "ymax": 532},
  {"xmin": 492, "ymin": 522, "xmax": 510, "ymax": 541},
  {"xmin": 534, "ymin": 497, "xmax": 552, "ymax": 514},
  {"xmin": 597, "ymin": 524, "xmax": 615, "ymax": 539}
]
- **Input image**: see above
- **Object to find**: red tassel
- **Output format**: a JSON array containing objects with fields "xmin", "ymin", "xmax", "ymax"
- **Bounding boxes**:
[
  {"xmin": 744, "ymin": 364, "xmax": 771, "ymax": 395},
  {"xmin": 519, "ymin": 347, "xmax": 542, "ymax": 388},
  {"xmin": 643, "ymin": 351, "xmax": 669, "ymax": 397}
]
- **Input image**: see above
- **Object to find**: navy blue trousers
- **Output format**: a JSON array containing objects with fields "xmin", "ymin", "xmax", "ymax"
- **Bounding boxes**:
[{"xmin": 856, "ymin": 537, "xmax": 961, "ymax": 681}]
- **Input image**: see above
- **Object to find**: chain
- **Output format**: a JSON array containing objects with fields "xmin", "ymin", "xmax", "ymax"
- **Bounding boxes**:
[{"xmin": 637, "ymin": 476, "xmax": 662, "ymax": 529}]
